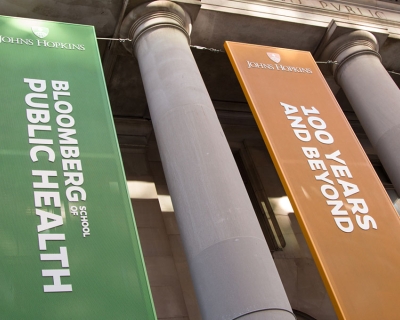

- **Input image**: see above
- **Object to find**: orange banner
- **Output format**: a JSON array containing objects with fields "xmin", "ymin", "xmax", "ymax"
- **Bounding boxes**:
[{"xmin": 225, "ymin": 41, "xmax": 400, "ymax": 320}]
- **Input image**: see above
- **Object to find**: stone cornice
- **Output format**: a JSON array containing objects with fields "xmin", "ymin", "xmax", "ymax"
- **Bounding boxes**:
[
  {"xmin": 259, "ymin": 0, "xmax": 400, "ymax": 22},
  {"xmin": 199, "ymin": 0, "xmax": 400, "ymax": 37}
]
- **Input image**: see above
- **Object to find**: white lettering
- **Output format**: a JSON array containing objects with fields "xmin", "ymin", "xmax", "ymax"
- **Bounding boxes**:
[
  {"xmin": 294, "ymin": 129, "xmax": 311, "ymax": 142},
  {"xmin": 36, "ymin": 209, "xmax": 63, "ymax": 232},
  {"xmin": 32, "ymin": 170, "xmax": 58, "ymax": 189},
  {"xmin": 280, "ymin": 102, "xmax": 298, "ymax": 115},
  {"xmin": 334, "ymin": 217, "xmax": 354, "ymax": 233},
  {"xmin": 30, "ymin": 146, "xmax": 55, "ymax": 162},
  {"xmin": 42, "ymin": 269, "xmax": 72, "ymax": 292},
  {"xmin": 34, "ymin": 191, "xmax": 61, "ymax": 207},
  {"xmin": 38, "ymin": 233, "xmax": 65, "ymax": 250},
  {"xmin": 40, "ymin": 247, "xmax": 69, "ymax": 268}
]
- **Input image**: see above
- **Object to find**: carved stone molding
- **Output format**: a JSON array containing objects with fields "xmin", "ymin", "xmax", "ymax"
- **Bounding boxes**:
[
  {"xmin": 120, "ymin": 1, "xmax": 191, "ymax": 55},
  {"xmin": 320, "ymin": 30, "xmax": 381, "ymax": 81}
]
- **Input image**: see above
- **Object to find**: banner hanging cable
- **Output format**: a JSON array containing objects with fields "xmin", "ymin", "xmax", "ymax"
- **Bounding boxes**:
[{"xmin": 96, "ymin": 38, "xmax": 400, "ymax": 76}]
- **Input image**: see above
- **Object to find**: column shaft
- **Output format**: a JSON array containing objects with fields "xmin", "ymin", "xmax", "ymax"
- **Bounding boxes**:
[
  {"xmin": 125, "ymin": 2, "xmax": 294, "ymax": 319},
  {"xmin": 321, "ymin": 30, "xmax": 400, "ymax": 195},
  {"xmin": 336, "ymin": 49, "xmax": 400, "ymax": 195}
]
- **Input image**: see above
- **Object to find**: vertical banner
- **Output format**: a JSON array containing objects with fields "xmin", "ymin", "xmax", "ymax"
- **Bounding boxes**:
[
  {"xmin": 225, "ymin": 41, "xmax": 400, "ymax": 320},
  {"xmin": 0, "ymin": 16, "xmax": 156, "ymax": 319}
]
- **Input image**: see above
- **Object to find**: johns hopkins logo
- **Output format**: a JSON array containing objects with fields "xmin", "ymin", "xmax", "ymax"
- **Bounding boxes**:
[
  {"xmin": 247, "ymin": 52, "xmax": 312, "ymax": 74},
  {"xmin": 267, "ymin": 52, "xmax": 281, "ymax": 63},
  {"xmin": 32, "ymin": 26, "xmax": 49, "ymax": 39}
]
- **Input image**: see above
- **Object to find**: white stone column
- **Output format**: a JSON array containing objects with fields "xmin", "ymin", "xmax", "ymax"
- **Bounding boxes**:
[
  {"xmin": 121, "ymin": 2, "xmax": 294, "ymax": 320},
  {"xmin": 321, "ymin": 30, "xmax": 400, "ymax": 195}
]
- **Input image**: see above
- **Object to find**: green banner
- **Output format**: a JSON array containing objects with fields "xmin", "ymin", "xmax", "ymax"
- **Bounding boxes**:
[{"xmin": 0, "ymin": 15, "xmax": 156, "ymax": 319}]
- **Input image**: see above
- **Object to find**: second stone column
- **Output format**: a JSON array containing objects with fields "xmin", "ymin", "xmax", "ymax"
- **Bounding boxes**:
[
  {"xmin": 321, "ymin": 30, "xmax": 400, "ymax": 196},
  {"xmin": 121, "ymin": 2, "xmax": 294, "ymax": 320}
]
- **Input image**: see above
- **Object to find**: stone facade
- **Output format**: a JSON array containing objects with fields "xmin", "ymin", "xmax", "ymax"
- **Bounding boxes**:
[{"xmin": 2, "ymin": 0, "xmax": 400, "ymax": 319}]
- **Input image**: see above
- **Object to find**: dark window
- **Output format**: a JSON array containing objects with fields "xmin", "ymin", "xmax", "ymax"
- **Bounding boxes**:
[{"xmin": 234, "ymin": 151, "xmax": 285, "ymax": 251}]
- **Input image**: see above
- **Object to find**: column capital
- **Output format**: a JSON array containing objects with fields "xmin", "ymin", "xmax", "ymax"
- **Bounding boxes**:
[
  {"xmin": 320, "ymin": 30, "xmax": 381, "ymax": 82},
  {"xmin": 120, "ymin": 1, "xmax": 191, "ymax": 55}
]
